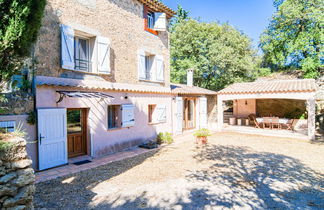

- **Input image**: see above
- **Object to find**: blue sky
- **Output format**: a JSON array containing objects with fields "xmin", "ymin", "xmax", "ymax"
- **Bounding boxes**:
[{"xmin": 162, "ymin": 0, "xmax": 276, "ymax": 50}]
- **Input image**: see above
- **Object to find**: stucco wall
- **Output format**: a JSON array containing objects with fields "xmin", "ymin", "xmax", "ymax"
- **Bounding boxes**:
[
  {"xmin": 36, "ymin": 86, "xmax": 173, "ymax": 157},
  {"xmin": 0, "ymin": 115, "xmax": 37, "ymax": 170},
  {"xmin": 233, "ymin": 99, "xmax": 256, "ymax": 118},
  {"xmin": 207, "ymin": 95, "xmax": 217, "ymax": 130},
  {"xmin": 35, "ymin": 0, "xmax": 170, "ymax": 86}
]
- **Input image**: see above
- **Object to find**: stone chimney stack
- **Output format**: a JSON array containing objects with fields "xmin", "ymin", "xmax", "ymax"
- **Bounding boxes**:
[{"xmin": 187, "ymin": 68, "xmax": 194, "ymax": 87}]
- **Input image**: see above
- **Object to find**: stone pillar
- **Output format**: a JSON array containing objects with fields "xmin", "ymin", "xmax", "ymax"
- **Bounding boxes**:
[
  {"xmin": 217, "ymin": 96, "xmax": 224, "ymax": 131},
  {"xmin": 307, "ymin": 99, "xmax": 316, "ymax": 140},
  {"xmin": 0, "ymin": 137, "xmax": 35, "ymax": 210}
]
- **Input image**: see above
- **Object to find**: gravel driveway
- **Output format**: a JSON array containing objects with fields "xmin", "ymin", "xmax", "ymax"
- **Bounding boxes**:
[{"xmin": 34, "ymin": 132, "xmax": 324, "ymax": 209}]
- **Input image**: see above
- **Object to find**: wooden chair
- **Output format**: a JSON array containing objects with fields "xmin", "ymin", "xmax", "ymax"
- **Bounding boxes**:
[
  {"xmin": 248, "ymin": 114, "xmax": 261, "ymax": 128},
  {"xmin": 286, "ymin": 119, "xmax": 298, "ymax": 131},
  {"xmin": 271, "ymin": 117, "xmax": 280, "ymax": 129},
  {"xmin": 263, "ymin": 117, "xmax": 272, "ymax": 129}
]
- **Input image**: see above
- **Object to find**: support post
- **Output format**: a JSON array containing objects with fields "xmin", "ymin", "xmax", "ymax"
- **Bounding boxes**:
[
  {"xmin": 307, "ymin": 98, "xmax": 316, "ymax": 140},
  {"xmin": 217, "ymin": 96, "xmax": 224, "ymax": 131}
]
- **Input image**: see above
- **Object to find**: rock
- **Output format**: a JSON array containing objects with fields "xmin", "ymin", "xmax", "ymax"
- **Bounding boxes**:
[
  {"xmin": 3, "ymin": 185, "xmax": 34, "ymax": 208},
  {"xmin": 0, "ymin": 185, "xmax": 17, "ymax": 197},
  {"xmin": 0, "ymin": 172, "xmax": 17, "ymax": 184},
  {"xmin": 0, "ymin": 160, "xmax": 3, "ymax": 166},
  {"xmin": 13, "ymin": 169, "xmax": 35, "ymax": 187},
  {"xmin": 0, "ymin": 166, "xmax": 6, "ymax": 176},
  {"xmin": 11, "ymin": 160, "xmax": 32, "ymax": 170}
]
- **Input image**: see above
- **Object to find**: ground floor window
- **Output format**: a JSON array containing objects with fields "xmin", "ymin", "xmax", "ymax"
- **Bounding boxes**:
[
  {"xmin": 148, "ymin": 104, "xmax": 156, "ymax": 123},
  {"xmin": 108, "ymin": 105, "xmax": 121, "ymax": 129},
  {"xmin": 0, "ymin": 121, "xmax": 15, "ymax": 133}
]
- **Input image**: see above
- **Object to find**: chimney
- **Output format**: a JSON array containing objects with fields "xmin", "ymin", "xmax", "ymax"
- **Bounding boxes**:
[{"xmin": 187, "ymin": 68, "xmax": 194, "ymax": 87}]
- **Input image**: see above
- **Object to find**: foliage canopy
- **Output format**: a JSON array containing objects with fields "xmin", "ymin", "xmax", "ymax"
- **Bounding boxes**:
[
  {"xmin": 0, "ymin": 0, "xmax": 46, "ymax": 83},
  {"xmin": 170, "ymin": 17, "xmax": 259, "ymax": 90},
  {"xmin": 260, "ymin": 0, "xmax": 324, "ymax": 78}
]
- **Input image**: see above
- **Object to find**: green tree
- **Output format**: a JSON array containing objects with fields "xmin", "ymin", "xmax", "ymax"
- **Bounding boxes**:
[
  {"xmin": 260, "ymin": 0, "xmax": 324, "ymax": 78},
  {"xmin": 0, "ymin": 0, "xmax": 46, "ymax": 84},
  {"xmin": 171, "ymin": 19, "xmax": 258, "ymax": 90}
]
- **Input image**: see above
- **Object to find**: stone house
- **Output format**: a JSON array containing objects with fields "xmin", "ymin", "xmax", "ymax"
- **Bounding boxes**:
[{"xmin": 0, "ymin": 0, "xmax": 217, "ymax": 171}]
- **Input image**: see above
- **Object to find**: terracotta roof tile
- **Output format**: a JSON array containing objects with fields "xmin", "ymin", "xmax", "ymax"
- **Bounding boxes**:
[
  {"xmin": 36, "ymin": 76, "xmax": 171, "ymax": 94},
  {"xmin": 171, "ymin": 83, "xmax": 217, "ymax": 95},
  {"xmin": 218, "ymin": 79, "xmax": 316, "ymax": 95}
]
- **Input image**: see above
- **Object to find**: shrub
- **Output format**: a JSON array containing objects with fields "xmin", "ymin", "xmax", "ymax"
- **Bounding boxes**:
[
  {"xmin": 193, "ymin": 128, "xmax": 211, "ymax": 137},
  {"xmin": 156, "ymin": 132, "xmax": 173, "ymax": 144}
]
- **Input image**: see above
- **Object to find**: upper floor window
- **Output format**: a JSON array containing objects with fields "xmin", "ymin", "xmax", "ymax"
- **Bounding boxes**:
[
  {"xmin": 74, "ymin": 36, "xmax": 90, "ymax": 72},
  {"xmin": 60, "ymin": 24, "xmax": 110, "ymax": 74},
  {"xmin": 138, "ymin": 51, "xmax": 164, "ymax": 82},
  {"xmin": 144, "ymin": 6, "xmax": 167, "ymax": 35},
  {"xmin": 147, "ymin": 12, "xmax": 155, "ymax": 29}
]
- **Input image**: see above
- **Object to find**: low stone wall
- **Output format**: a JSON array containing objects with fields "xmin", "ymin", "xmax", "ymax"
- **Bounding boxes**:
[
  {"xmin": 0, "ymin": 92, "xmax": 34, "ymax": 115},
  {"xmin": 0, "ymin": 136, "xmax": 35, "ymax": 210},
  {"xmin": 256, "ymin": 99, "xmax": 306, "ymax": 118}
]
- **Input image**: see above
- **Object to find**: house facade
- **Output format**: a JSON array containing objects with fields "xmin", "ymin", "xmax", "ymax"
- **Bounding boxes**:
[{"xmin": 0, "ymin": 0, "xmax": 217, "ymax": 171}]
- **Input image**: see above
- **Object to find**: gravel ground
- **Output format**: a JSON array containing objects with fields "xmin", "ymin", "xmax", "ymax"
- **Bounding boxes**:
[{"xmin": 34, "ymin": 132, "xmax": 324, "ymax": 209}]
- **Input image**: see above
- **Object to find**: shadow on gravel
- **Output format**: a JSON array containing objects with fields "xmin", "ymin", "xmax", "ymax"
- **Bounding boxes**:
[
  {"xmin": 34, "ymin": 144, "xmax": 324, "ymax": 209},
  {"xmin": 34, "ymin": 150, "xmax": 159, "ymax": 209},
  {"xmin": 187, "ymin": 144, "xmax": 324, "ymax": 209}
]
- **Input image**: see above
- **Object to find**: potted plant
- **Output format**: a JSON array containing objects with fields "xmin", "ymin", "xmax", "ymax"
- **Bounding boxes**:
[{"xmin": 193, "ymin": 128, "xmax": 211, "ymax": 144}]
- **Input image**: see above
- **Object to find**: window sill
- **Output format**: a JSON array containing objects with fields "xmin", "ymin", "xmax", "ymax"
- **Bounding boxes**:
[
  {"xmin": 148, "ymin": 121, "xmax": 166, "ymax": 125},
  {"xmin": 107, "ymin": 127, "xmax": 123, "ymax": 131},
  {"xmin": 139, "ymin": 79, "xmax": 165, "ymax": 84},
  {"xmin": 62, "ymin": 68, "xmax": 111, "ymax": 76},
  {"xmin": 145, "ymin": 28, "xmax": 158, "ymax": 36}
]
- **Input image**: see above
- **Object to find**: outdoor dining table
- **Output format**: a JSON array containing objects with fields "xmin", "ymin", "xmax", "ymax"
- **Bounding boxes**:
[{"xmin": 256, "ymin": 118, "xmax": 289, "ymax": 124}]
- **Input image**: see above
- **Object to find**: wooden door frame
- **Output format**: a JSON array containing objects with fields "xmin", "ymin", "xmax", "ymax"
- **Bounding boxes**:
[
  {"xmin": 67, "ymin": 108, "xmax": 88, "ymax": 158},
  {"xmin": 183, "ymin": 97, "xmax": 197, "ymax": 130}
]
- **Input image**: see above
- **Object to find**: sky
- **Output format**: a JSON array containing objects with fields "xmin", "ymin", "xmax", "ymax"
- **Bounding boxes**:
[{"xmin": 162, "ymin": 0, "xmax": 276, "ymax": 50}]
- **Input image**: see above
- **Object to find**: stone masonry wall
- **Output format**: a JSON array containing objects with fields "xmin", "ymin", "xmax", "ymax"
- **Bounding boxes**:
[
  {"xmin": 0, "ymin": 93, "xmax": 34, "ymax": 115},
  {"xmin": 256, "ymin": 99, "xmax": 306, "ymax": 118},
  {"xmin": 0, "ymin": 137, "xmax": 35, "ymax": 210},
  {"xmin": 35, "ymin": 0, "xmax": 171, "ymax": 87}
]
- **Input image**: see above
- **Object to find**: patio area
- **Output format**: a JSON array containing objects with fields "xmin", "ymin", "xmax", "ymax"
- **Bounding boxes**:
[
  {"xmin": 223, "ymin": 124, "xmax": 308, "ymax": 139},
  {"xmin": 34, "ymin": 132, "xmax": 324, "ymax": 209}
]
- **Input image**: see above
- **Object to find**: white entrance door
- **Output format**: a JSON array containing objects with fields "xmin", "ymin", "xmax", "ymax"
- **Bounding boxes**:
[
  {"xmin": 175, "ymin": 97, "xmax": 183, "ymax": 134},
  {"xmin": 38, "ymin": 108, "xmax": 68, "ymax": 170},
  {"xmin": 199, "ymin": 97, "xmax": 208, "ymax": 128}
]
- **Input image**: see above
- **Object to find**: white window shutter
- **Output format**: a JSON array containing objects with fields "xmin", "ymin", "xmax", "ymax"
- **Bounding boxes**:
[
  {"xmin": 61, "ymin": 24, "xmax": 75, "ymax": 70},
  {"xmin": 175, "ymin": 97, "xmax": 183, "ymax": 134},
  {"xmin": 122, "ymin": 104, "xmax": 135, "ymax": 127},
  {"xmin": 156, "ymin": 55, "xmax": 164, "ymax": 82},
  {"xmin": 156, "ymin": 104, "xmax": 167, "ymax": 123},
  {"xmin": 138, "ymin": 51, "xmax": 146, "ymax": 80},
  {"xmin": 154, "ymin": 13, "xmax": 167, "ymax": 31},
  {"xmin": 199, "ymin": 97, "xmax": 208, "ymax": 128},
  {"xmin": 97, "ymin": 36, "xmax": 110, "ymax": 74}
]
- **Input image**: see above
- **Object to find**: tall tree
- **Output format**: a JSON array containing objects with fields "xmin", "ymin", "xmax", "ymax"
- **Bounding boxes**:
[
  {"xmin": 260, "ymin": 0, "xmax": 324, "ymax": 78},
  {"xmin": 171, "ymin": 19, "xmax": 258, "ymax": 91},
  {"xmin": 0, "ymin": 0, "xmax": 46, "ymax": 84}
]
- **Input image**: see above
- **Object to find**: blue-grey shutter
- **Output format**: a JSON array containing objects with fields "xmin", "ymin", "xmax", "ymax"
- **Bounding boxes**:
[
  {"xmin": 122, "ymin": 104, "xmax": 135, "ymax": 127},
  {"xmin": 61, "ymin": 24, "xmax": 75, "ymax": 70},
  {"xmin": 175, "ymin": 97, "xmax": 183, "ymax": 134}
]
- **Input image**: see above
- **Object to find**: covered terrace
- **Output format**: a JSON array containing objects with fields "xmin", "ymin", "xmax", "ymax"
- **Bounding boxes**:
[{"xmin": 217, "ymin": 79, "xmax": 317, "ymax": 139}]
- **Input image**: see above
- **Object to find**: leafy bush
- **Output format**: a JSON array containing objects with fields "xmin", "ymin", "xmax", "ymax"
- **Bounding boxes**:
[
  {"xmin": 257, "ymin": 68, "xmax": 272, "ymax": 77},
  {"xmin": 193, "ymin": 129, "xmax": 211, "ymax": 137},
  {"xmin": 156, "ymin": 132, "xmax": 173, "ymax": 144}
]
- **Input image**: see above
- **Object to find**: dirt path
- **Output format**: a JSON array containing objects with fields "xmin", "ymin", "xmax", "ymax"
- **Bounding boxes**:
[{"xmin": 34, "ymin": 132, "xmax": 324, "ymax": 209}]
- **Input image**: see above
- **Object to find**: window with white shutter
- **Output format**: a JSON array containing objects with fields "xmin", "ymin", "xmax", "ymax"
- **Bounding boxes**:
[
  {"xmin": 157, "ymin": 104, "xmax": 167, "ymax": 123},
  {"xmin": 154, "ymin": 13, "xmax": 167, "ymax": 31},
  {"xmin": 156, "ymin": 55, "xmax": 164, "ymax": 81},
  {"xmin": 61, "ymin": 24, "xmax": 75, "ymax": 70},
  {"xmin": 121, "ymin": 104, "xmax": 135, "ymax": 127},
  {"xmin": 0, "ymin": 121, "xmax": 16, "ymax": 133},
  {"xmin": 97, "ymin": 36, "xmax": 110, "ymax": 74}
]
